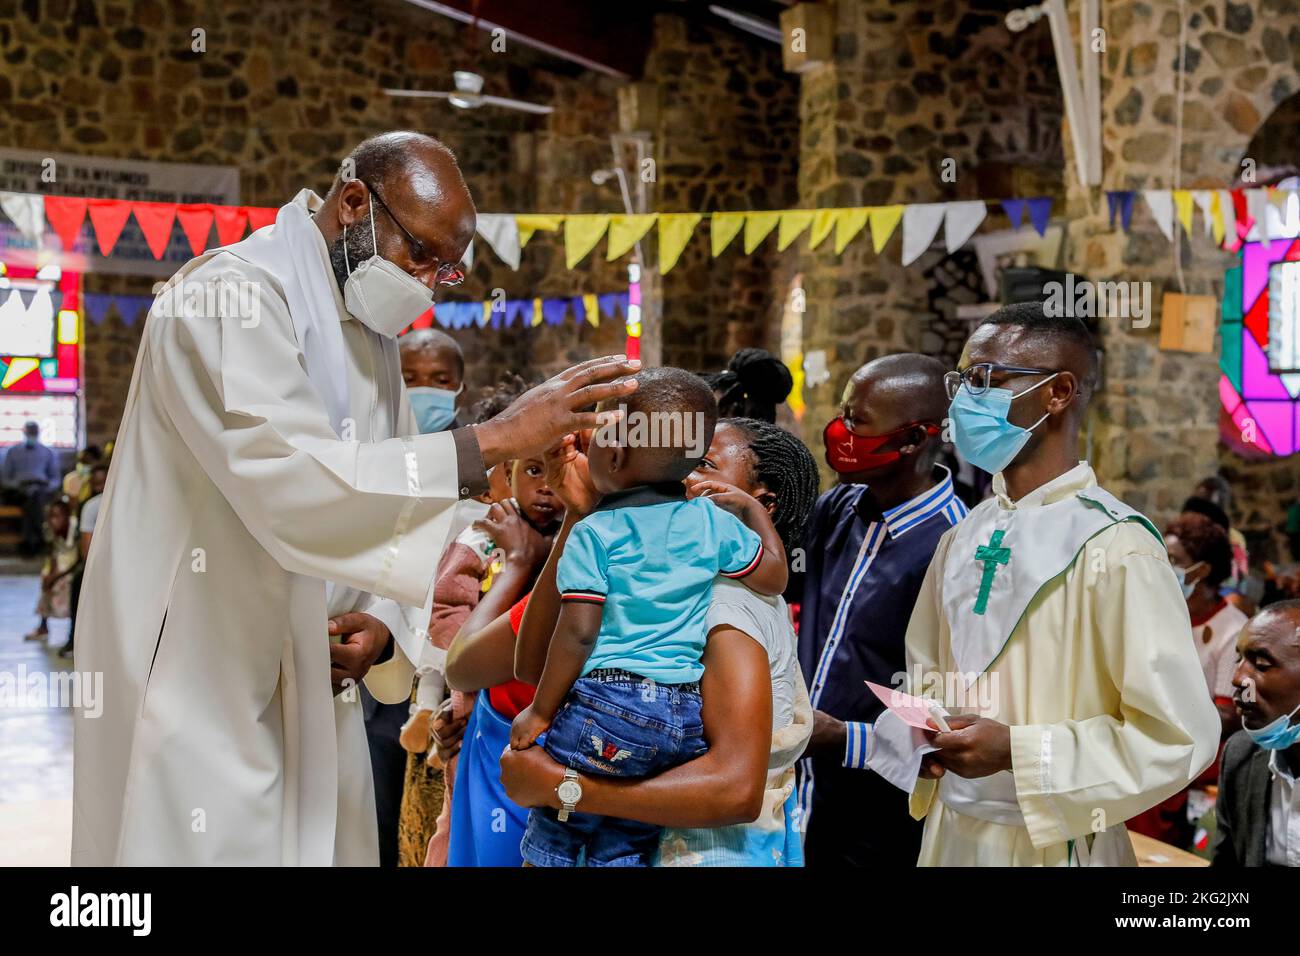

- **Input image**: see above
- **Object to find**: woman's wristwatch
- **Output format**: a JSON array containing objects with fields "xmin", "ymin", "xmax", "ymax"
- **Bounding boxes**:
[{"xmin": 556, "ymin": 768, "xmax": 583, "ymax": 821}]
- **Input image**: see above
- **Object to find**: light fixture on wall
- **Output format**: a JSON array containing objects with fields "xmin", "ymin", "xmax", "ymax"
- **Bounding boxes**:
[{"xmin": 385, "ymin": 70, "xmax": 554, "ymax": 115}]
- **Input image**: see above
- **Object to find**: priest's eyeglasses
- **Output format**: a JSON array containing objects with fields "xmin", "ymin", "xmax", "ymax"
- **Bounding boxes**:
[
  {"xmin": 364, "ymin": 182, "xmax": 466, "ymax": 288},
  {"xmin": 944, "ymin": 363, "xmax": 1057, "ymax": 399}
]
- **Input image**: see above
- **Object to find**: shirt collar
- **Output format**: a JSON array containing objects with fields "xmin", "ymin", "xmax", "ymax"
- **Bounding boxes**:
[
  {"xmin": 593, "ymin": 482, "xmax": 688, "ymax": 512},
  {"xmin": 1268, "ymin": 749, "xmax": 1298, "ymax": 787},
  {"xmin": 991, "ymin": 460, "xmax": 1095, "ymax": 510},
  {"xmin": 855, "ymin": 465, "xmax": 959, "ymax": 539},
  {"xmin": 296, "ymin": 188, "xmax": 352, "ymax": 323}
]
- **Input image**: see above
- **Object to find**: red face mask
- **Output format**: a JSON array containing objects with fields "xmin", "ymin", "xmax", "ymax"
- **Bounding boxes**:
[{"xmin": 822, "ymin": 417, "xmax": 940, "ymax": 474}]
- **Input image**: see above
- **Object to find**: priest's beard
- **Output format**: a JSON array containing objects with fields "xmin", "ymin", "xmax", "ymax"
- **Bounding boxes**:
[{"xmin": 328, "ymin": 215, "xmax": 377, "ymax": 294}]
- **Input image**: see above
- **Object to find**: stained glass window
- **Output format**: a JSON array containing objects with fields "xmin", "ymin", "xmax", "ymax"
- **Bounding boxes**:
[{"xmin": 0, "ymin": 264, "xmax": 81, "ymax": 448}]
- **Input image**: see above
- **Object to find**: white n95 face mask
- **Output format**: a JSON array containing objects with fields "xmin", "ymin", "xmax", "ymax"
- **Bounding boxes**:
[{"xmin": 342, "ymin": 195, "xmax": 434, "ymax": 338}]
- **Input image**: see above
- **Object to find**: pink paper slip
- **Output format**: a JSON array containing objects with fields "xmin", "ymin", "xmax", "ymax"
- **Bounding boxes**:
[{"xmin": 865, "ymin": 681, "xmax": 947, "ymax": 730}]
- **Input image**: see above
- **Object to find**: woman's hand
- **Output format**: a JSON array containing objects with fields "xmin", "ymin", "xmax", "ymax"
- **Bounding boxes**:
[
  {"xmin": 685, "ymin": 478, "xmax": 761, "ymax": 520},
  {"xmin": 472, "ymin": 500, "xmax": 548, "ymax": 568},
  {"xmin": 499, "ymin": 744, "xmax": 565, "ymax": 808},
  {"xmin": 543, "ymin": 432, "xmax": 601, "ymax": 517},
  {"xmin": 430, "ymin": 699, "xmax": 469, "ymax": 765}
]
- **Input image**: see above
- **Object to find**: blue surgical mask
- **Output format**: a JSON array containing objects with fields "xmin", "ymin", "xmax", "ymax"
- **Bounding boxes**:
[
  {"xmin": 948, "ymin": 373, "xmax": 1058, "ymax": 474},
  {"xmin": 23, "ymin": 435, "xmax": 36, "ymax": 448},
  {"xmin": 408, "ymin": 385, "xmax": 461, "ymax": 433},
  {"xmin": 1172, "ymin": 564, "xmax": 1201, "ymax": 600},
  {"xmin": 1242, "ymin": 700, "xmax": 1300, "ymax": 750}
]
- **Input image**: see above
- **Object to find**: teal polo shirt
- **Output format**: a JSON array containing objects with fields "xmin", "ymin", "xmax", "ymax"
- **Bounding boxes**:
[{"xmin": 557, "ymin": 483, "xmax": 764, "ymax": 684}]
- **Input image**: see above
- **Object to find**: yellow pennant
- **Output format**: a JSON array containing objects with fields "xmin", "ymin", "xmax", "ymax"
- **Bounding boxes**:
[
  {"xmin": 777, "ymin": 210, "xmax": 815, "ymax": 251},
  {"xmin": 834, "ymin": 208, "xmax": 869, "ymax": 254},
  {"xmin": 606, "ymin": 214, "xmax": 658, "ymax": 261},
  {"xmin": 565, "ymin": 214, "xmax": 611, "ymax": 269},
  {"xmin": 658, "ymin": 213, "xmax": 702, "ymax": 274},
  {"xmin": 1172, "ymin": 190, "xmax": 1195, "ymax": 236},
  {"xmin": 743, "ymin": 211, "xmax": 781, "ymax": 254},
  {"xmin": 808, "ymin": 209, "xmax": 838, "ymax": 250},
  {"xmin": 531, "ymin": 297, "xmax": 544, "ymax": 327},
  {"xmin": 515, "ymin": 213, "xmax": 562, "ymax": 248},
  {"xmin": 1209, "ymin": 191, "xmax": 1225, "ymax": 246},
  {"xmin": 582, "ymin": 293, "xmax": 599, "ymax": 328},
  {"xmin": 480, "ymin": 301, "xmax": 491, "ymax": 327},
  {"xmin": 711, "ymin": 212, "xmax": 746, "ymax": 257},
  {"xmin": 868, "ymin": 205, "xmax": 904, "ymax": 253},
  {"xmin": 786, "ymin": 351, "xmax": 806, "ymax": 418}
]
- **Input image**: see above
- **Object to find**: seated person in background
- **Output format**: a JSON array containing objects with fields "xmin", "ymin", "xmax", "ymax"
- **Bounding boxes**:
[
  {"xmin": 25, "ymin": 498, "xmax": 79, "ymax": 642},
  {"xmin": 1213, "ymin": 600, "xmax": 1300, "ymax": 867},
  {"xmin": 2, "ymin": 420, "xmax": 62, "ymax": 558},
  {"xmin": 508, "ymin": 367, "xmax": 788, "ymax": 867}
]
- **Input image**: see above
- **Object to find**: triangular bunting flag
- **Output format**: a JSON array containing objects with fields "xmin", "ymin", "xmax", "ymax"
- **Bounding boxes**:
[
  {"xmin": 532, "ymin": 297, "xmax": 544, "ymax": 327},
  {"xmin": 542, "ymin": 297, "xmax": 569, "ymax": 326},
  {"xmin": 506, "ymin": 299, "xmax": 529, "ymax": 327},
  {"xmin": 517, "ymin": 214, "xmax": 563, "ymax": 248},
  {"xmin": 944, "ymin": 201, "xmax": 986, "ymax": 253},
  {"xmin": 44, "ymin": 196, "xmax": 87, "ymax": 251},
  {"xmin": 777, "ymin": 210, "xmax": 814, "ymax": 251},
  {"xmin": 1172, "ymin": 190, "xmax": 1195, "ymax": 237},
  {"xmin": 132, "ymin": 201, "xmax": 178, "ymax": 259},
  {"xmin": 657, "ymin": 213, "xmax": 701, "ymax": 274},
  {"xmin": 1001, "ymin": 198, "xmax": 1027, "ymax": 231},
  {"xmin": 1245, "ymin": 188, "xmax": 1270, "ymax": 247},
  {"xmin": 87, "ymin": 199, "xmax": 133, "ymax": 256},
  {"xmin": 606, "ymin": 214, "xmax": 657, "ymax": 261},
  {"xmin": 476, "ymin": 213, "xmax": 521, "ymax": 270},
  {"xmin": 1208, "ymin": 192, "xmax": 1226, "ymax": 246},
  {"xmin": 834, "ymin": 208, "xmax": 869, "ymax": 255},
  {"xmin": 1027, "ymin": 197, "xmax": 1052, "ymax": 236},
  {"xmin": 901, "ymin": 203, "xmax": 946, "ymax": 266},
  {"xmin": 1192, "ymin": 191, "xmax": 1216, "ymax": 238},
  {"xmin": 1218, "ymin": 189, "xmax": 1239, "ymax": 251},
  {"xmin": 564, "ymin": 214, "xmax": 610, "ymax": 269},
  {"xmin": 868, "ymin": 205, "xmax": 903, "ymax": 254},
  {"xmin": 176, "ymin": 204, "xmax": 215, "ymax": 257},
  {"xmin": 710, "ymin": 213, "xmax": 745, "ymax": 257},
  {"xmin": 213, "ymin": 205, "xmax": 248, "ymax": 247},
  {"xmin": 0, "ymin": 192, "xmax": 45, "ymax": 243},
  {"xmin": 1142, "ymin": 190, "xmax": 1174, "ymax": 242},
  {"xmin": 245, "ymin": 207, "xmax": 277, "ymax": 232},
  {"xmin": 582, "ymin": 293, "xmax": 599, "ymax": 328},
  {"xmin": 743, "ymin": 211, "xmax": 780, "ymax": 254},
  {"xmin": 116, "ymin": 294, "xmax": 148, "ymax": 327},
  {"xmin": 82, "ymin": 292, "xmax": 114, "ymax": 327},
  {"xmin": 597, "ymin": 293, "xmax": 627, "ymax": 320},
  {"xmin": 809, "ymin": 208, "xmax": 837, "ymax": 250},
  {"xmin": 1106, "ymin": 191, "xmax": 1135, "ymax": 232}
]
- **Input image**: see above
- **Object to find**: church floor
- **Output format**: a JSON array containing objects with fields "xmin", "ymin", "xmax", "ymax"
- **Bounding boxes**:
[{"xmin": 0, "ymin": 568, "xmax": 73, "ymax": 866}]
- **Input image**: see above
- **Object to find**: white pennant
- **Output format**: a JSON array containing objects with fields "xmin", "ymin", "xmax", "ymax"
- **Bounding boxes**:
[
  {"xmin": 1245, "ymin": 189, "xmax": 1271, "ymax": 247},
  {"xmin": 944, "ymin": 201, "xmax": 986, "ymax": 254},
  {"xmin": 474, "ymin": 213, "xmax": 521, "ymax": 270},
  {"xmin": 901, "ymin": 203, "xmax": 946, "ymax": 266},
  {"xmin": 1141, "ymin": 190, "xmax": 1174, "ymax": 242},
  {"xmin": 0, "ymin": 192, "xmax": 45, "ymax": 244},
  {"xmin": 1192, "ymin": 191, "xmax": 1215, "ymax": 237},
  {"xmin": 1218, "ymin": 190, "xmax": 1237, "ymax": 248}
]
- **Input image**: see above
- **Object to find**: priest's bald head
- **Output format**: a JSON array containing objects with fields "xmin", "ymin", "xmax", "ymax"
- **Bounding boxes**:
[{"xmin": 317, "ymin": 131, "xmax": 477, "ymax": 295}]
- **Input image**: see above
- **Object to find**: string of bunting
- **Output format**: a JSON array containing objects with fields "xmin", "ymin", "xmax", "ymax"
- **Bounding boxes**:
[
  {"xmin": 415, "ymin": 292, "xmax": 630, "ymax": 332},
  {"xmin": 3, "ymin": 185, "xmax": 1294, "ymax": 274}
]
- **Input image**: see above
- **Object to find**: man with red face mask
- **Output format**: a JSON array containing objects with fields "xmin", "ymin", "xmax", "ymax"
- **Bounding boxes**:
[{"xmin": 797, "ymin": 353, "xmax": 966, "ymax": 866}]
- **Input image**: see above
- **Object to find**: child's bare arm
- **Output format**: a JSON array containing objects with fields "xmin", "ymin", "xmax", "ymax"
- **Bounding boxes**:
[
  {"xmin": 689, "ymin": 480, "xmax": 788, "ymax": 596},
  {"xmin": 509, "ymin": 601, "xmax": 603, "ymax": 749}
]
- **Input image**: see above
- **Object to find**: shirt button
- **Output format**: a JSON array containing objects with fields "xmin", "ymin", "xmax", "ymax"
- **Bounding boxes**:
[{"xmin": 460, "ymin": 486, "xmax": 470, "ymax": 497}]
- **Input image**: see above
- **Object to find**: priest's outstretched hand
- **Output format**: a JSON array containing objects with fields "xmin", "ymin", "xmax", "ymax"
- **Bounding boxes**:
[
  {"xmin": 328, "ymin": 612, "xmax": 392, "ymax": 696},
  {"xmin": 927, "ymin": 714, "xmax": 1012, "ymax": 779},
  {"xmin": 473, "ymin": 355, "xmax": 640, "ymax": 467}
]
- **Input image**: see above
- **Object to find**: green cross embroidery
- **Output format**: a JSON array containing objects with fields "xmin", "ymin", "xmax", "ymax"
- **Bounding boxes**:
[{"xmin": 973, "ymin": 529, "xmax": 1010, "ymax": 615}]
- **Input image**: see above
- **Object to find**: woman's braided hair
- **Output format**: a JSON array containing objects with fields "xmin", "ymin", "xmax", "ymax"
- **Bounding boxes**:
[{"xmin": 722, "ymin": 416, "xmax": 820, "ymax": 555}]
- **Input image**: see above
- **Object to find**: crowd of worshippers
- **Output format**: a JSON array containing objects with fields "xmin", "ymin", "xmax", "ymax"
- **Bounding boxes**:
[{"xmin": 26, "ymin": 300, "xmax": 1299, "ymax": 867}]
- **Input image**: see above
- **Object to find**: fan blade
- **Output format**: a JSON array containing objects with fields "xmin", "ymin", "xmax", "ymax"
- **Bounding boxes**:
[
  {"xmin": 477, "ymin": 95, "xmax": 555, "ymax": 115},
  {"xmin": 383, "ymin": 88, "xmax": 454, "ymax": 99}
]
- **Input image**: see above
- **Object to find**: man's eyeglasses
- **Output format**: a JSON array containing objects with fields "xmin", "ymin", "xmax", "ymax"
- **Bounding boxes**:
[
  {"xmin": 364, "ymin": 181, "xmax": 465, "ymax": 288},
  {"xmin": 944, "ymin": 363, "xmax": 1058, "ymax": 400}
]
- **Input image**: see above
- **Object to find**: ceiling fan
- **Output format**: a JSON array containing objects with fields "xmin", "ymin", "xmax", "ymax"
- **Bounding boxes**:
[{"xmin": 385, "ymin": 70, "xmax": 554, "ymax": 115}]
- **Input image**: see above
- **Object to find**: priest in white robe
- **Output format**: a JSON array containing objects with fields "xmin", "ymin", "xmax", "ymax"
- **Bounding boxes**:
[
  {"xmin": 71, "ymin": 132, "xmax": 638, "ymax": 866},
  {"xmin": 869, "ymin": 302, "xmax": 1219, "ymax": 865}
]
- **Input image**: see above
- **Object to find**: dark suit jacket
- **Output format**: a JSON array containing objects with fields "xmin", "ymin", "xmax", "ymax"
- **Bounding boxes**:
[{"xmin": 1211, "ymin": 730, "xmax": 1274, "ymax": 867}]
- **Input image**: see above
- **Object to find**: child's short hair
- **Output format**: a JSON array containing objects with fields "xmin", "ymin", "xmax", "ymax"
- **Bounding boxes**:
[
  {"xmin": 617, "ymin": 366, "xmax": 718, "ymax": 482},
  {"xmin": 468, "ymin": 372, "xmax": 534, "ymax": 425}
]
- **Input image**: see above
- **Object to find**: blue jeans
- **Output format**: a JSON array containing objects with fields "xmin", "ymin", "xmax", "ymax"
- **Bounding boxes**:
[{"xmin": 521, "ymin": 672, "xmax": 707, "ymax": 867}]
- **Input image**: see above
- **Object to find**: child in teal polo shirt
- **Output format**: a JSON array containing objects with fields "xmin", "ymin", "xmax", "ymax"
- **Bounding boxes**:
[{"xmin": 510, "ymin": 367, "xmax": 788, "ymax": 866}]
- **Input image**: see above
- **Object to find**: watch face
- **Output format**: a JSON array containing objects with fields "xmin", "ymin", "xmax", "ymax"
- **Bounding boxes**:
[{"xmin": 557, "ymin": 779, "xmax": 582, "ymax": 805}]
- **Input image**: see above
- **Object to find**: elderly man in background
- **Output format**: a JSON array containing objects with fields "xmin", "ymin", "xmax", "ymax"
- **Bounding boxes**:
[{"xmin": 2, "ymin": 420, "xmax": 62, "ymax": 558}]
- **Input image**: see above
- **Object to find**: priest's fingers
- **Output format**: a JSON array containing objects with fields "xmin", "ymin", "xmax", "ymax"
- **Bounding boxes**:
[
  {"xmin": 557, "ymin": 355, "xmax": 640, "ymax": 388},
  {"xmin": 566, "ymin": 376, "xmax": 638, "ymax": 412},
  {"xmin": 919, "ymin": 755, "xmax": 945, "ymax": 779},
  {"xmin": 328, "ymin": 612, "xmax": 374, "ymax": 637},
  {"xmin": 568, "ymin": 407, "xmax": 625, "ymax": 433}
]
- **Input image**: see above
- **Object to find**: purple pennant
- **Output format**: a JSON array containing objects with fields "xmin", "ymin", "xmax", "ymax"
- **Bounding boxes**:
[
  {"xmin": 116, "ymin": 295, "xmax": 155, "ymax": 327},
  {"xmin": 83, "ymin": 292, "xmax": 114, "ymax": 326},
  {"xmin": 1027, "ymin": 197, "xmax": 1052, "ymax": 236},
  {"xmin": 1107, "ymin": 191, "xmax": 1135, "ymax": 232},
  {"xmin": 597, "ymin": 292, "xmax": 628, "ymax": 321},
  {"xmin": 506, "ymin": 299, "xmax": 528, "ymax": 327},
  {"xmin": 1001, "ymin": 198, "xmax": 1027, "ymax": 231},
  {"xmin": 570, "ymin": 296, "xmax": 587, "ymax": 325},
  {"xmin": 542, "ymin": 297, "xmax": 568, "ymax": 326}
]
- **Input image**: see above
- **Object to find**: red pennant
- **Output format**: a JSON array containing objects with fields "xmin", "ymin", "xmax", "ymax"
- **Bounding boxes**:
[
  {"xmin": 87, "ymin": 199, "xmax": 133, "ymax": 256},
  {"xmin": 176, "ymin": 204, "xmax": 215, "ymax": 257},
  {"xmin": 244, "ymin": 206, "xmax": 277, "ymax": 231},
  {"xmin": 132, "ymin": 201, "xmax": 178, "ymax": 259},
  {"xmin": 212, "ymin": 205, "xmax": 248, "ymax": 246},
  {"xmin": 410, "ymin": 309, "xmax": 434, "ymax": 330},
  {"xmin": 43, "ymin": 196, "xmax": 87, "ymax": 251},
  {"xmin": 1232, "ymin": 188, "xmax": 1251, "ymax": 242}
]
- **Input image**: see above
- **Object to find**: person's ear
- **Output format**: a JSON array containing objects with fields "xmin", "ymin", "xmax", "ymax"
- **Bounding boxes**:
[
  {"xmin": 608, "ymin": 442, "xmax": 627, "ymax": 475},
  {"xmin": 1186, "ymin": 561, "xmax": 1211, "ymax": 587},
  {"xmin": 1045, "ymin": 372, "xmax": 1078, "ymax": 415},
  {"xmin": 338, "ymin": 178, "xmax": 369, "ymax": 227},
  {"xmin": 753, "ymin": 484, "xmax": 777, "ymax": 518},
  {"xmin": 896, "ymin": 424, "xmax": 930, "ymax": 459}
]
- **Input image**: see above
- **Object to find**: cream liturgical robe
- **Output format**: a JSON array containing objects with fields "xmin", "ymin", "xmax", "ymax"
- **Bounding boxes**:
[
  {"xmin": 72, "ymin": 190, "xmax": 478, "ymax": 866},
  {"xmin": 879, "ymin": 463, "xmax": 1219, "ymax": 866}
]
